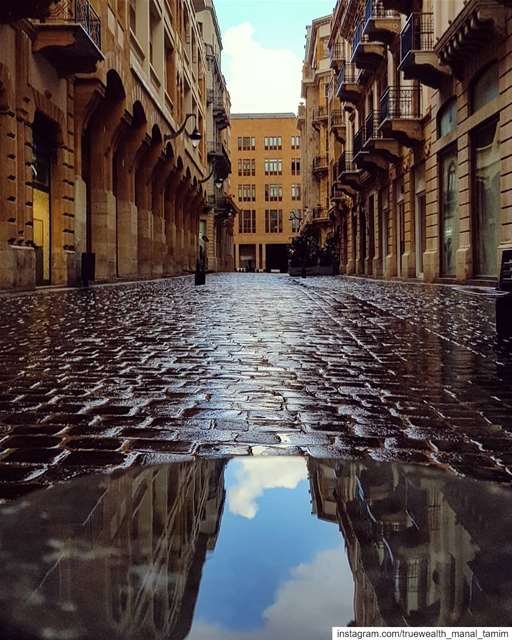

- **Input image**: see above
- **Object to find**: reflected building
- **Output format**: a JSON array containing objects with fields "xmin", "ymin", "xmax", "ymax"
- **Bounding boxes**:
[
  {"xmin": 0, "ymin": 460, "xmax": 226, "ymax": 640},
  {"xmin": 308, "ymin": 459, "xmax": 512, "ymax": 626}
]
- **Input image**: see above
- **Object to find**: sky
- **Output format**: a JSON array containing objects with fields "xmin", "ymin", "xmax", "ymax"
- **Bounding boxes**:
[{"xmin": 213, "ymin": 0, "xmax": 334, "ymax": 115}]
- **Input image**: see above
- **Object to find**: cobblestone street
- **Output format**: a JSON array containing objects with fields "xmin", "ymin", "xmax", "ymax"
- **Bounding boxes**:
[{"xmin": 1, "ymin": 273, "xmax": 512, "ymax": 498}]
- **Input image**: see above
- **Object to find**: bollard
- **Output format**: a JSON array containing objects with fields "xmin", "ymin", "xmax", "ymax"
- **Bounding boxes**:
[
  {"xmin": 496, "ymin": 250, "xmax": 512, "ymax": 338},
  {"xmin": 195, "ymin": 260, "xmax": 206, "ymax": 286}
]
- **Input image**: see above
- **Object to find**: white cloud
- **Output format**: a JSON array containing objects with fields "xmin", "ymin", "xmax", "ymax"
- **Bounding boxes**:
[
  {"xmin": 227, "ymin": 458, "xmax": 308, "ymax": 519},
  {"xmin": 188, "ymin": 547, "xmax": 355, "ymax": 639},
  {"xmin": 222, "ymin": 23, "xmax": 302, "ymax": 113}
]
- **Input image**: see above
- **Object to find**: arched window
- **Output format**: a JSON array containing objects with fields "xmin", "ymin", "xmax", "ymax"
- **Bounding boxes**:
[
  {"xmin": 437, "ymin": 98, "xmax": 457, "ymax": 138},
  {"xmin": 471, "ymin": 61, "xmax": 499, "ymax": 114}
]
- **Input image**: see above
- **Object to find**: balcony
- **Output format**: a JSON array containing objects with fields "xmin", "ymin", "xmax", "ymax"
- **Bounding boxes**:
[
  {"xmin": 336, "ymin": 63, "xmax": 364, "ymax": 105},
  {"xmin": 331, "ymin": 183, "xmax": 345, "ymax": 201},
  {"xmin": 399, "ymin": 13, "xmax": 449, "ymax": 88},
  {"xmin": 351, "ymin": 20, "xmax": 386, "ymax": 71},
  {"xmin": 329, "ymin": 43, "xmax": 344, "ymax": 70},
  {"xmin": 32, "ymin": 0, "xmax": 103, "ymax": 76},
  {"xmin": 312, "ymin": 207, "xmax": 329, "ymax": 222},
  {"xmin": 312, "ymin": 106, "xmax": 328, "ymax": 130},
  {"xmin": 363, "ymin": 0, "xmax": 401, "ymax": 45},
  {"xmin": 338, "ymin": 152, "xmax": 364, "ymax": 191},
  {"xmin": 363, "ymin": 112, "xmax": 400, "ymax": 164},
  {"xmin": 207, "ymin": 141, "xmax": 231, "ymax": 178},
  {"xmin": 435, "ymin": 0, "xmax": 506, "ymax": 80},
  {"xmin": 379, "ymin": 86, "xmax": 423, "ymax": 147},
  {"xmin": 0, "ymin": 0, "xmax": 56, "ymax": 22},
  {"xmin": 212, "ymin": 92, "xmax": 230, "ymax": 130},
  {"xmin": 312, "ymin": 156, "xmax": 329, "ymax": 176},
  {"xmin": 381, "ymin": 0, "xmax": 413, "ymax": 14},
  {"xmin": 329, "ymin": 110, "xmax": 347, "ymax": 142}
]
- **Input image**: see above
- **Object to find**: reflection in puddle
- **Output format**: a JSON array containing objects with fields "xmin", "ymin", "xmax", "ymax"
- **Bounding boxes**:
[{"xmin": 0, "ymin": 458, "xmax": 511, "ymax": 639}]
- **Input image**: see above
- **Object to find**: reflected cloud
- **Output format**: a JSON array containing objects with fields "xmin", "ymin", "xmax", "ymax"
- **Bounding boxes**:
[
  {"xmin": 228, "ymin": 458, "xmax": 308, "ymax": 519},
  {"xmin": 189, "ymin": 547, "xmax": 353, "ymax": 640}
]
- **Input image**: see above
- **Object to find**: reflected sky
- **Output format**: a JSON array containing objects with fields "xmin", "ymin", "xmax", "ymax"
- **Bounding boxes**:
[
  {"xmin": 190, "ymin": 458, "xmax": 354, "ymax": 638},
  {"xmin": 0, "ymin": 457, "xmax": 511, "ymax": 640}
]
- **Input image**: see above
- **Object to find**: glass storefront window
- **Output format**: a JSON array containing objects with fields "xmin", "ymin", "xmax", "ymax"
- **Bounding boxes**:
[
  {"xmin": 438, "ymin": 99, "xmax": 457, "ymax": 138},
  {"xmin": 471, "ymin": 62, "xmax": 499, "ymax": 114},
  {"xmin": 441, "ymin": 149, "xmax": 459, "ymax": 276},
  {"xmin": 474, "ymin": 119, "xmax": 500, "ymax": 277}
]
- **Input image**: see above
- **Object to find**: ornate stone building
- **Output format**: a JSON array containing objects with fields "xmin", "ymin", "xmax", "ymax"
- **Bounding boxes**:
[
  {"xmin": 0, "ymin": 0, "xmax": 218, "ymax": 290},
  {"xmin": 194, "ymin": 0, "xmax": 236, "ymax": 273},
  {"xmin": 301, "ymin": 0, "xmax": 512, "ymax": 286},
  {"xmin": 298, "ymin": 16, "xmax": 335, "ymax": 248}
]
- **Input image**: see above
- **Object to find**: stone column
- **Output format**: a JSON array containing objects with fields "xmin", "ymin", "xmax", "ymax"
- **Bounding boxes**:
[{"xmin": 134, "ymin": 137, "xmax": 163, "ymax": 278}]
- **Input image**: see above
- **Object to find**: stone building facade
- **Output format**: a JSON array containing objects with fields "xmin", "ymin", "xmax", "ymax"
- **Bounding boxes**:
[
  {"xmin": 0, "ymin": 0, "xmax": 219, "ymax": 291},
  {"xmin": 298, "ymin": 16, "xmax": 336, "ymax": 248},
  {"xmin": 194, "ymin": 0, "xmax": 236, "ymax": 274},
  {"xmin": 301, "ymin": 0, "xmax": 512, "ymax": 286},
  {"xmin": 231, "ymin": 113, "xmax": 302, "ymax": 272}
]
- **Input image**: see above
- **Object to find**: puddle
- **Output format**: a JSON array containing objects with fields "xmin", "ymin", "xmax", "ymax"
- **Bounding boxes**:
[{"xmin": 0, "ymin": 457, "xmax": 511, "ymax": 638}]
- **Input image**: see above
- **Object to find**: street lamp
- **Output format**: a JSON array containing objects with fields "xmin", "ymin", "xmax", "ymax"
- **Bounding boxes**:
[{"xmin": 164, "ymin": 113, "xmax": 202, "ymax": 149}]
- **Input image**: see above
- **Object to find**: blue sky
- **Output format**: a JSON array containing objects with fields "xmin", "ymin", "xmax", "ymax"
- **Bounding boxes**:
[{"xmin": 213, "ymin": 1, "xmax": 334, "ymax": 114}]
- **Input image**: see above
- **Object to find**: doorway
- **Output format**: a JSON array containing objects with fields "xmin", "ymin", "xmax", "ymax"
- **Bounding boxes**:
[{"xmin": 32, "ymin": 113, "xmax": 57, "ymax": 286}]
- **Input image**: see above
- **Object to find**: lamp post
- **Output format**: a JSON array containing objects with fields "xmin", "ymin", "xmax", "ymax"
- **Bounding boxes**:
[
  {"xmin": 164, "ymin": 113, "xmax": 202, "ymax": 149},
  {"xmin": 289, "ymin": 209, "xmax": 307, "ymax": 278}
]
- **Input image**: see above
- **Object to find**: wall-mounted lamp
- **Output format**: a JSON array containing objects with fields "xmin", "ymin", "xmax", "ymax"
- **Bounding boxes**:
[
  {"xmin": 164, "ymin": 113, "xmax": 202, "ymax": 149},
  {"xmin": 215, "ymin": 177, "xmax": 224, "ymax": 189},
  {"xmin": 289, "ymin": 209, "xmax": 303, "ymax": 223}
]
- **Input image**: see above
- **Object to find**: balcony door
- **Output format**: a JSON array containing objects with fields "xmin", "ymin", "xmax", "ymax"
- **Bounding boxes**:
[
  {"xmin": 473, "ymin": 119, "xmax": 500, "ymax": 278},
  {"xmin": 440, "ymin": 148, "xmax": 459, "ymax": 277},
  {"xmin": 32, "ymin": 113, "xmax": 56, "ymax": 286}
]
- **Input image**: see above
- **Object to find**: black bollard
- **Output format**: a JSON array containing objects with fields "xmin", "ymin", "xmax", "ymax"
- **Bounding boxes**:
[
  {"xmin": 497, "ymin": 250, "xmax": 512, "ymax": 338},
  {"xmin": 496, "ymin": 293, "xmax": 512, "ymax": 339},
  {"xmin": 195, "ymin": 260, "xmax": 206, "ymax": 286}
]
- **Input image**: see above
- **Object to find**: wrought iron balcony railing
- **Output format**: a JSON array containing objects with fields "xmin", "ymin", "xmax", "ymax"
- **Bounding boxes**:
[
  {"xmin": 379, "ymin": 86, "xmax": 420, "ymax": 124},
  {"xmin": 336, "ymin": 63, "xmax": 358, "ymax": 95},
  {"xmin": 365, "ymin": 0, "xmax": 401, "ymax": 24},
  {"xmin": 313, "ymin": 156, "xmax": 329, "ymax": 171},
  {"xmin": 365, "ymin": 112, "xmax": 381, "ymax": 142},
  {"xmin": 351, "ymin": 21, "xmax": 364, "ymax": 60},
  {"xmin": 339, "ymin": 152, "xmax": 360, "ymax": 174},
  {"xmin": 329, "ymin": 43, "xmax": 344, "ymax": 65},
  {"xmin": 43, "ymin": 0, "xmax": 101, "ymax": 49},
  {"xmin": 353, "ymin": 127, "xmax": 365, "ymax": 156},
  {"xmin": 330, "ymin": 110, "xmax": 344, "ymax": 127},
  {"xmin": 312, "ymin": 106, "xmax": 328, "ymax": 120},
  {"xmin": 400, "ymin": 12, "xmax": 435, "ymax": 63}
]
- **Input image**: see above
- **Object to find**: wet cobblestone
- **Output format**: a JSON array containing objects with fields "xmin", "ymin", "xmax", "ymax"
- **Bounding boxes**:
[{"xmin": 0, "ymin": 273, "xmax": 512, "ymax": 496}]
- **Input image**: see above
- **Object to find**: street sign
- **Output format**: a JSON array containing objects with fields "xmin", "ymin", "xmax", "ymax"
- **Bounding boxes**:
[{"xmin": 499, "ymin": 249, "xmax": 512, "ymax": 292}]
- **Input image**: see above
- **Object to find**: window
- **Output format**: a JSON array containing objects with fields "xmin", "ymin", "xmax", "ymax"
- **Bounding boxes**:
[
  {"xmin": 238, "ymin": 136, "xmax": 256, "ymax": 151},
  {"xmin": 291, "ymin": 158, "xmax": 301, "ymax": 175},
  {"xmin": 129, "ymin": 0, "xmax": 136, "ymax": 33},
  {"xmin": 437, "ymin": 98, "xmax": 457, "ymax": 138},
  {"xmin": 265, "ymin": 209, "xmax": 283, "ymax": 233},
  {"xmin": 165, "ymin": 39, "xmax": 175, "ymax": 102},
  {"xmin": 150, "ymin": 6, "xmax": 159, "ymax": 69},
  {"xmin": 471, "ymin": 62, "xmax": 499, "ymax": 114},
  {"xmin": 264, "ymin": 136, "xmax": 282, "ymax": 150},
  {"xmin": 291, "ymin": 184, "xmax": 301, "ymax": 201},
  {"xmin": 265, "ymin": 184, "xmax": 282, "ymax": 202},
  {"xmin": 239, "ymin": 210, "xmax": 256, "ymax": 234},
  {"xmin": 264, "ymin": 159, "xmax": 282, "ymax": 175},
  {"xmin": 238, "ymin": 159, "xmax": 255, "ymax": 176},
  {"xmin": 440, "ymin": 148, "xmax": 459, "ymax": 276},
  {"xmin": 291, "ymin": 210, "xmax": 301, "ymax": 233},
  {"xmin": 238, "ymin": 184, "xmax": 256, "ymax": 202},
  {"xmin": 291, "ymin": 135, "xmax": 301, "ymax": 149},
  {"xmin": 473, "ymin": 118, "xmax": 500, "ymax": 276}
]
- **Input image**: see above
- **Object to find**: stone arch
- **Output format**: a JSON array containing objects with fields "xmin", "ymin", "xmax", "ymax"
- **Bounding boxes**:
[{"xmin": 0, "ymin": 63, "xmax": 17, "ymax": 257}]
